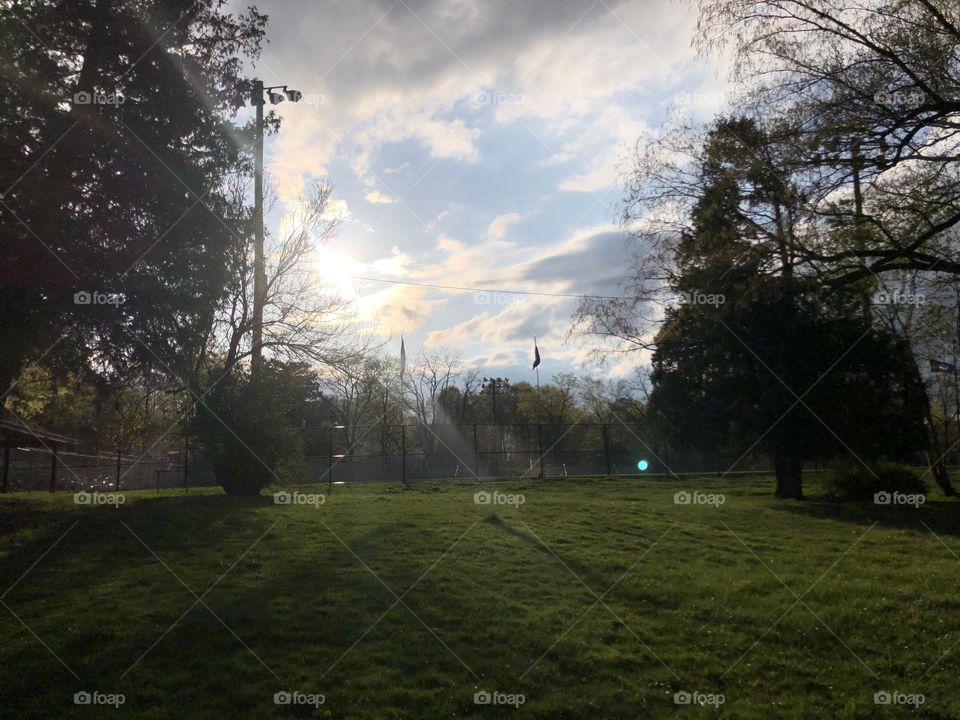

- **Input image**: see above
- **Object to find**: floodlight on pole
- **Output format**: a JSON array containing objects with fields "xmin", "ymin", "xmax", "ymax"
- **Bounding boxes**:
[{"xmin": 248, "ymin": 79, "xmax": 302, "ymax": 376}]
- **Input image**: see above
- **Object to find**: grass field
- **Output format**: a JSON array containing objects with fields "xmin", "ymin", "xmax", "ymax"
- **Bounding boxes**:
[{"xmin": 2, "ymin": 474, "xmax": 959, "ymax": 719}]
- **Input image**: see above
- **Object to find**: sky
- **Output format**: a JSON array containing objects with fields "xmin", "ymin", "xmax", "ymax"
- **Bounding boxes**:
[{"xmin": 237, "ymin": 0, "xmax": 729, "ymax": 381}]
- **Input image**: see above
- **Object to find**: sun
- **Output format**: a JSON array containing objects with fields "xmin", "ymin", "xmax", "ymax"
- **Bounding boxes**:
[{"xmin": 314, "ymin": 246, "xmax": 360, "ymax": 299}]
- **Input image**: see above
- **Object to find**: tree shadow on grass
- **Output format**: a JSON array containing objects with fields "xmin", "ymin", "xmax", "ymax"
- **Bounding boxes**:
[
  {"xmin": 0, "ymin": 493, "xmax": 281, "ymax": 601},
  {"xmin": 773, "ymin": 497, "xmax": 960, "ymax": 538}
]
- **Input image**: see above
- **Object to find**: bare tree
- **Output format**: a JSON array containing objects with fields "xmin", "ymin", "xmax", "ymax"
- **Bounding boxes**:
[
  {"xmin": 404, "ymin": 349, "xmax": 462, "ymax": 453},
  {"xmin": 199, "ymin": 176, "xmax": 365, "ymax": 382},
  {"xmin": 697, "ymin": 0, "xmax": 960, "ymax": 282}
]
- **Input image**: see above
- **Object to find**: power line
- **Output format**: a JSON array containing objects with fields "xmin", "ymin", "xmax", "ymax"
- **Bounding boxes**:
[{"xmin": 348, "ymin": 275, "xmax": 625, "ymax": 301}]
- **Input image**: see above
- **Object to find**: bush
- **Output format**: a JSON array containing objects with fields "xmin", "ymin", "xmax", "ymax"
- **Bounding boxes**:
[
  {"xmin": 195, "ymin": 362, "xmax": 312, "ymax": 496},
  {"xmin": 826, "ymin": 459, "xmax": 927, "ymax": 501}
]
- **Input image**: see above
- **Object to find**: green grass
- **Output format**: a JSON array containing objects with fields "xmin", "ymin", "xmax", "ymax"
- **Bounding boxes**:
[{"xmin": 1, "ymin": 474, "xmax": 959, "ymax": 718}]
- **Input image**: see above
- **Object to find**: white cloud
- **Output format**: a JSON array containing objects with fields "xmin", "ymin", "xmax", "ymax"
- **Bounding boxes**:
[
  {"xmin": 244, "ymin": 0, "xmax": 727, "ymax": 376},
  {"xmin": 485, "ymin": 211, "xmax": 523, "ymax": 240},
  {"xmin": 364, "ymin": 189, "xmax": 395, "ymax": 204}
]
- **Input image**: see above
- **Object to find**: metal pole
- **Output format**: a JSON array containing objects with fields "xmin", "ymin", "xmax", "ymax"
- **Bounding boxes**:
[
  {"xmin": 328, "ymin": 426, "xmax": 333, "ymax": 493},
  {"xmin": 251, "ymin": 79, "xmax": 265, "ymax": 375},
  {"xmin": 535, "ymin": 366, "xmax": 542, "ymax": 421},
  {"xmin": 537, "ymin": 423, "xmax": 545, "ymax": 479},
  {"xmin": 2, "ymin": 443, "xmax": 9, "ymax": 493},
  {"xmin": 954, "ymin": 288, "xmax": 960, "ymax": 463},
  {"xmin": 48, "ymin": 443, "xmax": 57, "ymax": 493},
  {"xmin": 602, "ymin": 424, "xmax": 611, "ymax": 476},
  {"xmin": 115, "ymin": 431, "xmax": 122, "ymax": 491},
  {"xmin": 401, "ymin": 424, "xmax": 407, "ymax": 484},
  {"xmin": 183, "ymin": 435, "xmax": 189, "ymax": 494},
  {"xmin": 473, "ymin": 423, "xmax": 480, "ymax": 478}
]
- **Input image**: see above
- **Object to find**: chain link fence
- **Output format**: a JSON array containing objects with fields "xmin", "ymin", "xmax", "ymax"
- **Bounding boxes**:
[
  {"xmin": 3, "ymin": 422, "xmax": 785, "ymax": 492},
  {"xmin": 288, "ymin": 422, "xmax": 773, "ymax": 485},
  {"xmin": 1, "ymin": 443, "xmax": 220, "ymax": 493}
]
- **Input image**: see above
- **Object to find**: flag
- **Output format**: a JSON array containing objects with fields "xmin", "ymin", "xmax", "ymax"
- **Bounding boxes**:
[
  {"xmin": 400, "ymin": 336, "xmax": 406, "ymax": 380},
  {"xmin": 930, "ymin": 359, "xmax": 956, "ymax": 374},
  {"xmin": 532, "ymin": 338, "xmax": 541, "ymax": 370}
]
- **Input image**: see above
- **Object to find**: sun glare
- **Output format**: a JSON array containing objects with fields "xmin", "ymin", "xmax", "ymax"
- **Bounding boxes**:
[{"xmin": 314, "ymin": 246, "xmax": 360, "ymax": 299}]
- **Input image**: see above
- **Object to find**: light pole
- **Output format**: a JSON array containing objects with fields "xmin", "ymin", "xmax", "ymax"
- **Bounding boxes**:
[
  {"xmin": 482, "ymin": 377, "xmax": 509, "ymax": 477},
  {"xmin": 249, "ymin": 80, "xmax": 302, "ymax": 375},
  {"xmin": 482, "ymin": 377, "xmax": 509, "ymax": 423}
]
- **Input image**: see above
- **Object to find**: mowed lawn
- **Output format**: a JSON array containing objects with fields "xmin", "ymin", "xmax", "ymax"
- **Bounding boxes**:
[{"xmin": 1, "ymin": 474, "xmax": 959, "ymax": 719}]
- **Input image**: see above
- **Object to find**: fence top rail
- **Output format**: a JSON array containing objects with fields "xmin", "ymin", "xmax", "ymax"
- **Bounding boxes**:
[{"xmin": 315, "ymin": 422, "xmax": 648, "ymax": 430}]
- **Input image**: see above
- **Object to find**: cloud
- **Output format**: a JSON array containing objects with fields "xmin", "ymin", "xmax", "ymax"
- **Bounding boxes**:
[
  {"xmin": 255, "ymin": 0, "xmax": 711, "ymax": 187},
  {"xmin": 485, "ymin": 211, "xmax": 523, "ymax": 240},
  {"xmin": 246, "ymin": 0, "xmax": 727, "ymax": 377},
  {"xmin": 364, "ymin": 189, "xmax": 395, "ymax": 204}
]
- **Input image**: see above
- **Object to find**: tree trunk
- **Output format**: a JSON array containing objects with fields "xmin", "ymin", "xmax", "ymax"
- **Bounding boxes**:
[
  {"xmin": 929, "ymin": 450, "xmax": 956, "ymax": 497},
  {"xmin": 773, "ymin": 452, "xmax": 804, "ymax": 499},
  {"xmin": 918, "ymin": 373, "xmax": 956, "ymax": 497}
]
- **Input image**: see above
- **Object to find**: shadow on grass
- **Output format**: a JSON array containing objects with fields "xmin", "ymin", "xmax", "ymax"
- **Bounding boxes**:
[
  {"xmin": 483, "ymin": 513, "xmax": 598, "ymax": 578},
  {"xmin": 0, "ymin": 492, "xmax": 280, "ymax": 596},
  {"xmin": 774, "ymin": 497, "xmax": 960, "ymax": 537}
]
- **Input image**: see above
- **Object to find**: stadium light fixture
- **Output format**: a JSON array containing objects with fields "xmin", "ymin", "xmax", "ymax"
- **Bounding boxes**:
[{"xmin": 246, "ymin": 79, "xmax": 303, "ymax": 375}]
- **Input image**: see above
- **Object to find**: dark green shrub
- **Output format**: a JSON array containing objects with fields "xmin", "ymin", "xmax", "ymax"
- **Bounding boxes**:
[
  {"xmin": 826, "ymin": 459, "xmax": 927, "ymax": 502},
  {"xmin": 195, "ymin": 362, "xmax": 313, "ymax": 496}
]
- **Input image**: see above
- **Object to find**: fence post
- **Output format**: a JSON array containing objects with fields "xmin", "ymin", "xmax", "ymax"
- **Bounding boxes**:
[
  {"xmin": 473, "ymin": 424, "xmax": 479, "ymax": 478},
  {"xmin": 537, "ymin": 424, "xmax": 545, "ymax": 479},
  {"xmin": 115, "ymin": 432, "xmax": 122, "ymax": 491},
  {"xmin": 2, "ymin": 444, "xmax": 9, "ymax": 493},
  {"xmin": 401, "ymin": 424, "xmax": 407, "ymax": 484},
  {"xmin": 183, "ymin": 436, "xmax": 189, "ymax": 494},
  {"xmin": 328, "ymin": 426, "xmax": 333, "ymax": 493},
  {"xmin": 48, "ymin": 443, "xmax": 58, "ymax": 492},
  {"xmin": 602, "ymin": 425, "xmax": 611, "ymax": 477}
]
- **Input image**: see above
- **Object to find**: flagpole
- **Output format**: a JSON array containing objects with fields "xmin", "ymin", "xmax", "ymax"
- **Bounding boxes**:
[
  {"xmin": 533, "ymin": 336, "xmax": 542, "ymax": 420},
  {"xmin": 536, "ymin": 365, "xmax": 541, "ymax": 416}
]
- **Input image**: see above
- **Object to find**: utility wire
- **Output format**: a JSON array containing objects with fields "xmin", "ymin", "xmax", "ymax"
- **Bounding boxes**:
[{"xmin": 349, "ymin": 275, "xmax": 626, "ymax": 301}]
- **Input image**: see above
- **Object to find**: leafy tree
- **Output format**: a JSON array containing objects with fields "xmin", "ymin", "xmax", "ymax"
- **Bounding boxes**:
[
  {"xmin": 0, "ymin": 0, "xmax": 267, "ymax": 401},
  {"xmin": 651, "ymin": 288, "xmax": 928, "ymax": 498},
  {"xmin": 645, "ymin": 119, "xmax": 927, "ymax": 497}
]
